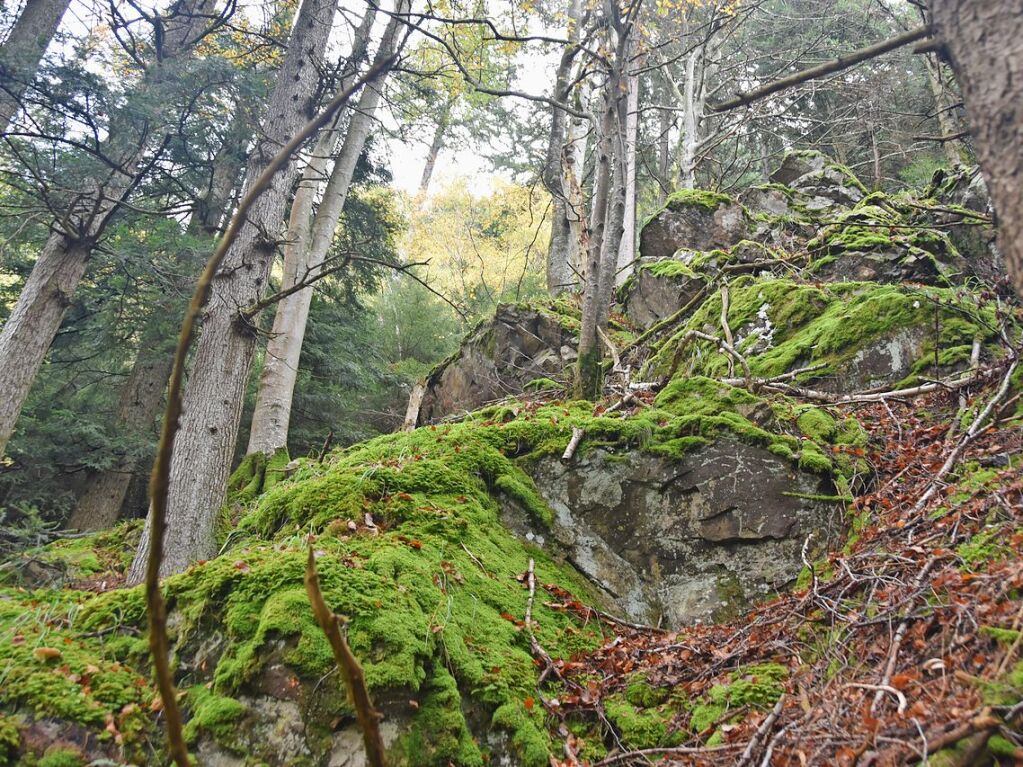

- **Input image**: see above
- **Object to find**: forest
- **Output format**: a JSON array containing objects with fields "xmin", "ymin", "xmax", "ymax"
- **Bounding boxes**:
[{"xmin": 0, "ymin": 0, "xmax": 1021, "ymax": 764}]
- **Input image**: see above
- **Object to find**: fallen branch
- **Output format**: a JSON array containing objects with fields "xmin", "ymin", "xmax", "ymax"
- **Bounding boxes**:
[
  {"xmin": 305, "ymin": 547, "xmax": 386, "ymax": 767},
  {"xmin": 720, "ymin": 284, "xmax": 735, "ymax": 378},
  {"xmin": 737, "ymin": 694, "xmax": 786, "ymax": 767},
  {"xmin": 562, "ymin": 427, "xmax": 585, "ymax": 462},
  {"xmin": 592, "ymin": 743, "xmax": 741, "ymax": 766},
  {"xmin": 598, "ymin": 326, "xmax": 622, "ymax": 373},
  {"xmin": 712, "ymin": 25, "xmax": 931, "ymax": 112},
  {"xmin": 911, "ymin": 358, "xmax": 1018, "ymax": 513}
]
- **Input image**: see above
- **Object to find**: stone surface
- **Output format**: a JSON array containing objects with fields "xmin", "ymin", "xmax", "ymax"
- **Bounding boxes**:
[
  {"xmin": 503, "ymin": 441, "xmax": 844, "ymax": 628},
  {"xmin": 418, "ymin": 303, "xmax": 577, "ymax": 423},
  {"xmin": 639, "ymin": 197, "xmax": 748, "ymax": 262},
  {"xmin": 621, "ymin": 262, "xmax": 707, "ymax": 328}
]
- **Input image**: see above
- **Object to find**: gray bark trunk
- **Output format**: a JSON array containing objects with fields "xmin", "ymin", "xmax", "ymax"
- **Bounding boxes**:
[
  {"xmin": 932, "ymin": 0, "xmax": 1023, "ymax": 297},
  {"xmin": 615, "ymin": 50, "xmax": 639, "ymax": 285},
  {"xmin": 243, "ymin": 6, "xmax": 380, "ymax": 456},
  {"xmin": 0, "ymin": 0, "xmax": 216, "ymax": 457},
  {"xmin": 418, "ymin": 102, "xmax": 450, "ymax": 196},
  {"xmin": 127, "ymin": 0, "xmax": 337, "ymax": 583},
  {"xmin": 0, "ymin": 0, "xmax": 72, "ymax": 133}
]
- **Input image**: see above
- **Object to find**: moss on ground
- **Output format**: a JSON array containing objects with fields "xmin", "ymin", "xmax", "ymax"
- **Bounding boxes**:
[{"xmin": 664, "ymin": 188, "xmax": 734, "ymax": 212}]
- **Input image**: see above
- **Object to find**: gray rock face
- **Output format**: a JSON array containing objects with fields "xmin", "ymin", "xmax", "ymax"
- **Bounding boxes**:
[
  {"xmin": 621, "ymin": 264, "xmax": 706, "ymax": 328},
  {"xmin": 504, "ymin": 442, "xmax": 844, "ymax": 628},
  {"xmin": 639, "ymin": 197, "xmax": 748, "ymax": 262},
  {"xmin": 418, "ymin": 304, "xmax": 576, "ymax": 423}
]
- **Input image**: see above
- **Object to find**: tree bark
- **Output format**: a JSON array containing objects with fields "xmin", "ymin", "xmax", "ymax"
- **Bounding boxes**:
[
  {"xmin": 931, "ymin": 0, "xmax": 1023, "ymax": 297},
  {"xmin": 0, "ymin": 0, "xmax": 72, "ymax": 133},
  {"xmin": 0, "ymin": 0, "xmax": 217, "ymax": 458},
  {"xmin": 418, "ymin": 100, "xmax": 450, "ymax": 196},
  {"xmin": 127, "ymin": 0, "xmax": 338, "ymax": 582},
  {"xmin": 246, "ymin": 5, "xmax": 395, "ymax": 457},
  {"xmin": 615, "ymin": 48, "xmax": 639, "ymax": 285},
  {"xmin": 921, "ymin": 52, "xmax": 966, "ymax": 168},
  {"xmin": 543, "ymin": 0, "xmax": 581, "ymax": 296}
]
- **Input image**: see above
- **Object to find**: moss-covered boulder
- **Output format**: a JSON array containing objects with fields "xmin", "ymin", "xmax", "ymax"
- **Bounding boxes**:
[
  {"xmin": 638, "ymin": 189, "xmax": 750, "ymax": 262},
  {"xmin": 645, "ymin": 279, "xmax": 1000, "ymax": 393},
  {"xmin": 417, "ymin": 302, "xmax": 580, "ymax": 424}
]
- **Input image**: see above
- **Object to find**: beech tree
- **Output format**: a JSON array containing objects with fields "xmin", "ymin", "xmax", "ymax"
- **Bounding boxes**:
[
  {"xmin": 931, "ymin": 0, "xmax": 1023, "ymax": 298},
  {"xmin": 127, "ymin": 0, "xmax": 361, "ymax": 581}
]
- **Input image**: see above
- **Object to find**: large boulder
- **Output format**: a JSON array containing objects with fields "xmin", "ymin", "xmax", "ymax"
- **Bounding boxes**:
[
  {"xmin": 504, "ymin": 441, "xmax": 844, "ymax": 627},
  {"xmin": 418, "ymin": 303, "xmax": 578, "ymax": 423},
  {"xmin": 638, "ymin": 189, "xmax": 749, "ymax": 262}
]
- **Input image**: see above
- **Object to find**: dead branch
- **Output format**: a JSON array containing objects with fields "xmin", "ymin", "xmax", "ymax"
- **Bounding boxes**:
[
  {"xmin": 562, "ymin": 427, "xmax": 585, "ymax": 462},
  {"xmin": 305, "ymin": 547, "xmax": 386, "ymax": 767},
  {"xmin": 720, "ymin": 284, "xmax": 735, "ymax": 377},
  {"xmin": 713, "ymin": 25, "xmax": 932, "ymax": 112},
  {"xmin": 141, "ymin": 59, "xmax": 396, "ymax": 767},
  {"xmin": 737, "ymin": 694, "xmax": 786, "ymax": 767},
  {"xmin": 592, "ymin": 744, "xmax": 741, "ymax": 766},
  {"xmin": 911, "ymin": 358, "xmax": 1019, "ymax": 513},
  {"xmin": 402, "ymin": 383, "xmax": 426, "ymax": 432}
]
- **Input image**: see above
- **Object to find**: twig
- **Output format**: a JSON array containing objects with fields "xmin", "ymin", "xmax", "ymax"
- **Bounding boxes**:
[
  {"xmin": 871, "ymin": 556, "xmax": 938, "ymax": 714},
  {"xmin": 592, "ymin": 744, "xmax": 741, "ymax": 766},
  {"xmin": 317, "ymin": 430, "xmax": 334, "ymax": 463},
  {"xmin": 305, "ymin": 547, "xmax": 387, "ymax": 767},
  {"xmin": 562, "ymin": 427, "xmax": 585, "ymax": 462},
  {"xmin": 911, "ymin": 358, "xmax": 1018, "ymax": 513},
  {"xmin": 598, "ymin": 326, "xmax": 622, "ymax": 373},
  {"xmin": 737, "ymin": 694, "xmax": 786, "ymax": 767},
  {"xmin": 141, "ymin": 60, "xmax": 395, "ymax": 767},
  {"xmin": 847, "ymin": 683, "xmax": 907, "ymax": 714},
  {"xmin": 720, "ymin": 284, "xmax": 735, "ymax": 378}
]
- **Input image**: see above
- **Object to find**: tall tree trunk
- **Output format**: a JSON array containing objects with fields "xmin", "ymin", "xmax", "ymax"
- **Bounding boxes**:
[
  {"xmin": 68, "ymin": 100, "xmax": 259, "ymax": 530},
  {"xmin": 575, "ymin": 84, "xmax": 616, "ymax": 399},
  {"xmin": 678, "ymin": 43, "xmax": 703, "ymax": 189},
  {"xmin": 246, "ymin": 5, "xmax": 397, "ymax": 457},
  {"xmin": 0, "ymin": 0, "xmax": 217, "ymax": 457},
  {"xmin": 921, "ymin": 52, "xmax": 966, "ymax": 168},
  {"xmin": 543, "ymin": 0, "xmax": 581, "ymax": 296},
  {"xmin": 418, "ymin": 100, "xmax": 451, "ymax": 196},
  {"xmin": 656, "ymin": 102, "xmax": 672, "ymax": 202},
  {"xmin": 615, "ymin": 48, "xmax": 639, "ymax": 285},
  {"xmin": 0, "ymin": 0, "xmax": 72, "ymax": 133},
  {"xmin": 931, "ymin": 0, "xmax": 1023, "ymax": 297},
  {"xmin": 68, "ymin": 325, "xmax": 177, "ymax": 530},
  {"xmin": 127, "ymin": 0, "xmax": 338, "ymax": 583}
]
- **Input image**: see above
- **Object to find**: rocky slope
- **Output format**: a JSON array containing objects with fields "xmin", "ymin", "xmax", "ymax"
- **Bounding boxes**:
[{"xmin": 1, "ymin": 153, "xmax": 1021, "ymax": 767}]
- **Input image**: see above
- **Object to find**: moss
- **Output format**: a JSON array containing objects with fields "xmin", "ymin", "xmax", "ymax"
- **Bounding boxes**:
[
  {"xmin": 400, "ymin": 667, "xmax": 483, "ymax": 766},
  {"xmin": 182, "ymin": 685, "xmax": 246, "ymax": 746},
  {"xmin": 664, "ymin": 188, "xmax": 733, "ymax": 211},
  {"xmin": 37, "ymin": 748, "xmax": 84, "ymax": 767},
  {"xmin": 261, "ymin": 447, "xmax": 292, "ymax": 492},
  {"xmin": 624, "ymin": 674, "xmax": 670, "ymax": 708},
  {"xmin": 603, "ymin": 695, "xmax": 682, "ymax": 749},
  {"xmin": 0, "ymin": 715, "xmax": 19, "ymax": 767},
  {"xmin": 688, "ymin": 664, "xmax": 786, "ymax": 740},
  {"xmin": 979, "ymin": 626, "xmax": 1021, "ymax": 645},
  {"xmin": 523, "ymin": 377, "xmax": 561, "ymax": 391},
  {"xmin": 228, "ymin": 451, "xmax": 267, "ymax": 503},
  {"xmin": 646, "ymin": 278, "xmax": 1000, "ymax": 393},
  {"xmin": 0, "ymin": 521, "xmax": 143, "ymax": 587},
  {"xmin": 795, "ymin": 408, "xmax": 838, "ymax": 442},
  {"xmin": 957, "ymin": 528, "xmax": 1012, "ymax": 571}
]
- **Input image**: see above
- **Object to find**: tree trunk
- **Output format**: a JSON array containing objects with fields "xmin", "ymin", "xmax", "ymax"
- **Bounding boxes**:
[
  {"xmin": 931, "ymin": 0, "xmax": 1023, "ymax": 297},
  {"xmin": 921, "ymin": 52, "xmax": 967, "ymax": 168},
  {"xmin": 246, "ymin": 6, "xmax": 381, "ymax": 456},
  {"xmin": 68, "ymin": 331, "xmax": 176, "ymax": 530},
  {"xmin": 127, "ymin": 0, "xmax": 338, "ymax": 583},
  {"xmin": 0, "ymin": 0, "xmax": 216, "ymax": 458},
  {"xmin": 418, "ymin": 101, "xmax": 450, "ymax": 196},
  {"xmin": 575, "ymin": 85, "xmax": 615, "ymax": 399},
  {"xmin": 0, "ymin": 0, "xmax": 72, "ymax": 133},
  {"xmin": 543, "ymin": 0, "xmax": 580, "ymax": 296},
  {"xmin": 656, "ymin": 103, "xmax": 672, "ymax": 202},
  {"xmin": 615, "ymin": 49, "xmax": 639, "ymax": 286}
]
